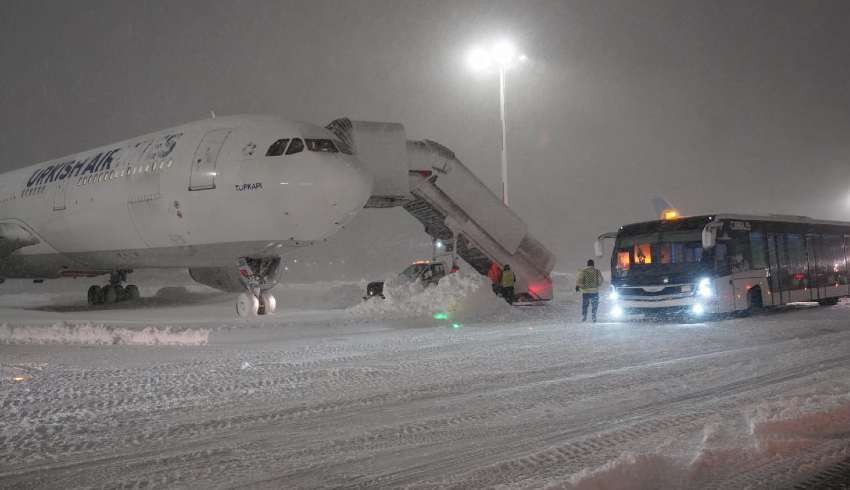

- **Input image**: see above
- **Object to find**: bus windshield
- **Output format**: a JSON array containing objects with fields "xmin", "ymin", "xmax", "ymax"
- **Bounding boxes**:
[{"xmin": 613, "ymin": 229, "xmax": 705, "ymax": 279}]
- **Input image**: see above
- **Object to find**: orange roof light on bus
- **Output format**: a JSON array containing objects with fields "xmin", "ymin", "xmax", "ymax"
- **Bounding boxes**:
[{"xmin": 662, "ymin": 209, "xmax": 680, "ymax": 220}]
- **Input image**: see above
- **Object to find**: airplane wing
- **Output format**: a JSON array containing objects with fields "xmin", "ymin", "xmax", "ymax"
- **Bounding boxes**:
[{"xmin": 0, "ymin": 222, "xmax": 41, "ymax": 259}]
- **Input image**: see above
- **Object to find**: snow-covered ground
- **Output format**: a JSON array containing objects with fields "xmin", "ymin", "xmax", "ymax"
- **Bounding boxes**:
[{"xmin": 1, "ymin": 270, "xmax": 850, "ymax": 488}]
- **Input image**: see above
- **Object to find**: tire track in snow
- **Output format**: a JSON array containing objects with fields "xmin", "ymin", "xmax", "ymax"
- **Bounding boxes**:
[{"xmin": 340, "ymin": 353, "xmax": 850, "ymax": 488}]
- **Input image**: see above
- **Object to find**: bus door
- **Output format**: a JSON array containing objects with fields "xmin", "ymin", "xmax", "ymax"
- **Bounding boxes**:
[
  {"xmin": 845, "ymin": 235, "xmax": 850, "ymax": 297},
  {"xmin": 767, "ymin": 233, "xmax": 783, "ymax": 305},
  {"xmin": 780, "ymin": 234, "xmax": 810, "ymax": 303},
  {"xmin": 805, "ymin": 235, "xmax": 821, "ymax": 302}
]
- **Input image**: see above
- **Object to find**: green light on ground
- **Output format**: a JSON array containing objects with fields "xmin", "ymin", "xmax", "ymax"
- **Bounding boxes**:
[{"xmin": 433, "ymin": 312, "xmax": 449, "ymax": 320}]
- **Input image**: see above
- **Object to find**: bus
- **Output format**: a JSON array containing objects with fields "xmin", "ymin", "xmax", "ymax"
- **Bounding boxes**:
[{"xmin": 595, "ymin": 214, "xmax": 850, "ymax": 318}]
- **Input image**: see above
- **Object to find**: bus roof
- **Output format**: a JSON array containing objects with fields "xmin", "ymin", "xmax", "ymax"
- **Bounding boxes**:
[{"xmin": 619, "ymin": 213, "xmax": 850, "ymax": 232}]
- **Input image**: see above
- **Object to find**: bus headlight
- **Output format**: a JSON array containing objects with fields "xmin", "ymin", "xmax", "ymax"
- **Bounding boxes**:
[
  {"xmin": 692, "ymin": 303, "xmax": 705, "ymax": 315},
  {"xmin": 611, "ymin": 305, "xmax": 624, "ymax": 318},
  {"xmin": 697, "ymin": 277, "xmax": 714, "ymax": 298}
]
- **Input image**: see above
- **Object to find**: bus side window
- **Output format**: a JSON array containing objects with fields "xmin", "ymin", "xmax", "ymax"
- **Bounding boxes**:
[
  {"xmin": 750, "ymin": 230, "xmax": 767, "ymax": 269},
  {"xmin": 783, "ymin": 234, "xmax": 806, "ymax": 289},
  {"xmin": 716, "ymin": 230, "xmax": 750, "ymax": 275},
  {"xmin": 821, "ymin": 234, "xmax": 846, "ymax": 286}
]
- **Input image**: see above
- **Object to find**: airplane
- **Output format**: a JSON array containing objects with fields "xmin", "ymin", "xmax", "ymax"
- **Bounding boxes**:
[
  {"xmin": 0, "ymin": 115, "xmax": 373, "ymax": 317},
  {"xmin": 0, "ymin": 114, "xmax": 557, "ymax": 317}
]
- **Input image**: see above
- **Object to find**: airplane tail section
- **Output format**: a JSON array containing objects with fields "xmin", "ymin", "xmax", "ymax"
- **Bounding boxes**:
[{"xmin": 652, "ymin": 195, "xmax": 675, "ymax": 217}]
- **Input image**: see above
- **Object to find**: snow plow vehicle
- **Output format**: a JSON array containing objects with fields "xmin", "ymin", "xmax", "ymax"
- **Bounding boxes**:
[{"xmin": 364, "ymin": 260, "xmax": 448, "ymax": 299}]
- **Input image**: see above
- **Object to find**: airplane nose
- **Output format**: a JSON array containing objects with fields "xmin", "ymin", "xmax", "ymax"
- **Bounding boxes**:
[
  {"xmin": 326, "ymin": 157, "xmax": 373, "ymax": 224},
  {"xmin": 278, "ymin": 153, "xmax": 372, "ymax": 241}
]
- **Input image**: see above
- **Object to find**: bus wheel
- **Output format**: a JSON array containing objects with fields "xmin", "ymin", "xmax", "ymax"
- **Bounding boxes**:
[{"xmin": 738, "ymin": 287, "xmax": 763, "ymax": 317}]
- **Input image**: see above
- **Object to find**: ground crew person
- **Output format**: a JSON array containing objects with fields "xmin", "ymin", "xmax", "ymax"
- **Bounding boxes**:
[
  {"xmin": 488, "ymin": 262, "xmax": 503, "ymax": 296},
  {"xmin": 576, "ymin": 259, "xmax": 604, "ymax": 322},
  {"xmin": 501, "ymin": 264, "xmax": 516, "ymax": 304}
]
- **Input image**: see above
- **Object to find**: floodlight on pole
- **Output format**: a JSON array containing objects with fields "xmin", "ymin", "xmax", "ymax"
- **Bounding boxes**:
[{"xmin": 465, "ymin": 39, "xmax": 526, "ymax": 206}]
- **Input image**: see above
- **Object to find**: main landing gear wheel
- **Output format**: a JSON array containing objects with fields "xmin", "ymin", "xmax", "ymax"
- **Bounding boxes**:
[
  {"xmin": 260, "ymin": 292, "xmax": 277, "ymax": 314},
  {"xmin": 237, "ymin": 293, "xmax": 260, "ymax": 317},
  {"xmin": 88, "ymin": 285, "xmax": 102, "ymax": 305},
  {"xmin": 125, "ymin": 284, "xmax": 140, "ymax": 301},
  {"xmin": 86, "ymin": 270, "xmax": 139, "ymax": 306},
  {"xmin": 102, "ymin": 285, "xmax": 119, "ymax": 304}
]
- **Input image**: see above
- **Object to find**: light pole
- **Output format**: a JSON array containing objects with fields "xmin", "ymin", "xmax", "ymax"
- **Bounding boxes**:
[{"xmin": 467, "ymin": 39, "xmax": 527, "ymax": 206}]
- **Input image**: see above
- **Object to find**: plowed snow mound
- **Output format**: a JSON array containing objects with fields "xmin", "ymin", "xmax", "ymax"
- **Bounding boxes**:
[
  {"xmin": 0, "ymin": 322, "xmax": 208, "ymax": 346},
  {"xmin": 550, "ymin": 393, "xmax": 850, "ymax": 489},
  {"xmin": 348, "ymin": 272, "xmax": 510, "ymax": 322}
]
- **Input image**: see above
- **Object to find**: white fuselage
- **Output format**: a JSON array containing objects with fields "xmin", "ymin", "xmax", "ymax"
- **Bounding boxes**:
[{"xmin": 0, "ymin": 115, "xmax": 373, "ymax": 279}]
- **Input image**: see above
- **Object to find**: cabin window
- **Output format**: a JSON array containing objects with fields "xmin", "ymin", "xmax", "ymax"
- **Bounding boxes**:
[
  {"xmin": 266, "ymin": 138, "xmax": 290, "ymax": 157},
  {"xmin": 305, "ymin": 139, "xmax": 338, "ymax": 153},
  {"xmin": 286, "ymin": 138, "xmax": 304, "ymax": 155}
]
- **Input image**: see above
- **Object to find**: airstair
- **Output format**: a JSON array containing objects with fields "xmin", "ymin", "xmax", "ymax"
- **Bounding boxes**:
[{"xmin": 327, "ymin": 118, "xmax": 556, "ymax": 301}]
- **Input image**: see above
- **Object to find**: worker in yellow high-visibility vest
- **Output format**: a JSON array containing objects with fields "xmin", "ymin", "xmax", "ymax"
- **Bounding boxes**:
[
  {"xmin": 575, "ymin": 259, "xmax": 604, "ymax": 322},
  {"xmin": 500, "ymin": 264, "xmax": 516, "ymax": 305}
]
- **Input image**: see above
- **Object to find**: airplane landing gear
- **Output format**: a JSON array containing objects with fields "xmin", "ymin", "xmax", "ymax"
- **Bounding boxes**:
[
  {"xmin": 87, "ymin": 270, "xmax": 140, "ymax": 306},
  {"xmin": 260, "ymin": 291, "xmax": 277, "ymax": 314},
  {"xmin": 237, "ymin": 293, "xmax": 260, "ymax": 317},
  {"xmin": 235, "ymin": 257, "xmax": 280, "ymax": 318}
]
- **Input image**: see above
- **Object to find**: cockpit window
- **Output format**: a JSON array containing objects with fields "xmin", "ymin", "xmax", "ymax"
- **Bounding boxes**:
[
  {"xmin": 266, "ymin": 138, "xmax": 290, "ymax": 157},
  {"xmin": 305, "ymin": 139, "xmax": 338, "ymax": 153},
  {"xmin": 334, "ymin": 139, "xmax": 354, "ymax": 155},
  {"xmin": 285, "ymin": 138, "xmax": 304, "ymax": 155}
]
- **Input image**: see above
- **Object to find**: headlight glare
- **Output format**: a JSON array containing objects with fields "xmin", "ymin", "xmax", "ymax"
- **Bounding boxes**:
[{"xmin": 697, "ymin": 277, "xmax": 713, "ymax": 298}]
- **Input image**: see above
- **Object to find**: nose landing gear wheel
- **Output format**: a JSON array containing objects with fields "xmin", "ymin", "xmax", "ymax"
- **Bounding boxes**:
[
  {"xmin": 260, "ymin": 292, "xmax": 277, "ymax": 314},
  {"xmin": 237, "ymin": 293, "xmax": 260, "ymax": 317}
]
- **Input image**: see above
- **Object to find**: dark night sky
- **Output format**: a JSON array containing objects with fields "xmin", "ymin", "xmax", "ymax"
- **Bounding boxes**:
[{"xmin": 2, "ymin": 0, "xmax": 850, "ymax": 271}]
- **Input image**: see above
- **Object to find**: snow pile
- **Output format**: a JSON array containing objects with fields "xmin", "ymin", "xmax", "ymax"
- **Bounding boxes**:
[
  {"xmin": 0, "ymin": 322, "xmax": 208, "ymax": 346},
  {"xmin": 746, "ymin": 394, "xmax": 850, "ymax": 454},
  {"xmin": 348, "ymin": 272, "xmax": 510, "ymax": 322},
  {"xmin": 555, "ymin": 452, "xmax": 687, "ymax": 490},
  {"xmin": 556, "ymin": 393, "xmax": 850, "ymax": 489},
  {"xmin": 0, "ymin": 292, "xmax": 81, "ymax": 308}
]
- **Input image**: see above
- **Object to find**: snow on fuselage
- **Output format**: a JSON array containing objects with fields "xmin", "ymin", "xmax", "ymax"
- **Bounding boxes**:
[{"xmin": 0, "ymin": 115, "xmax": 373, "ymax": 278}]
